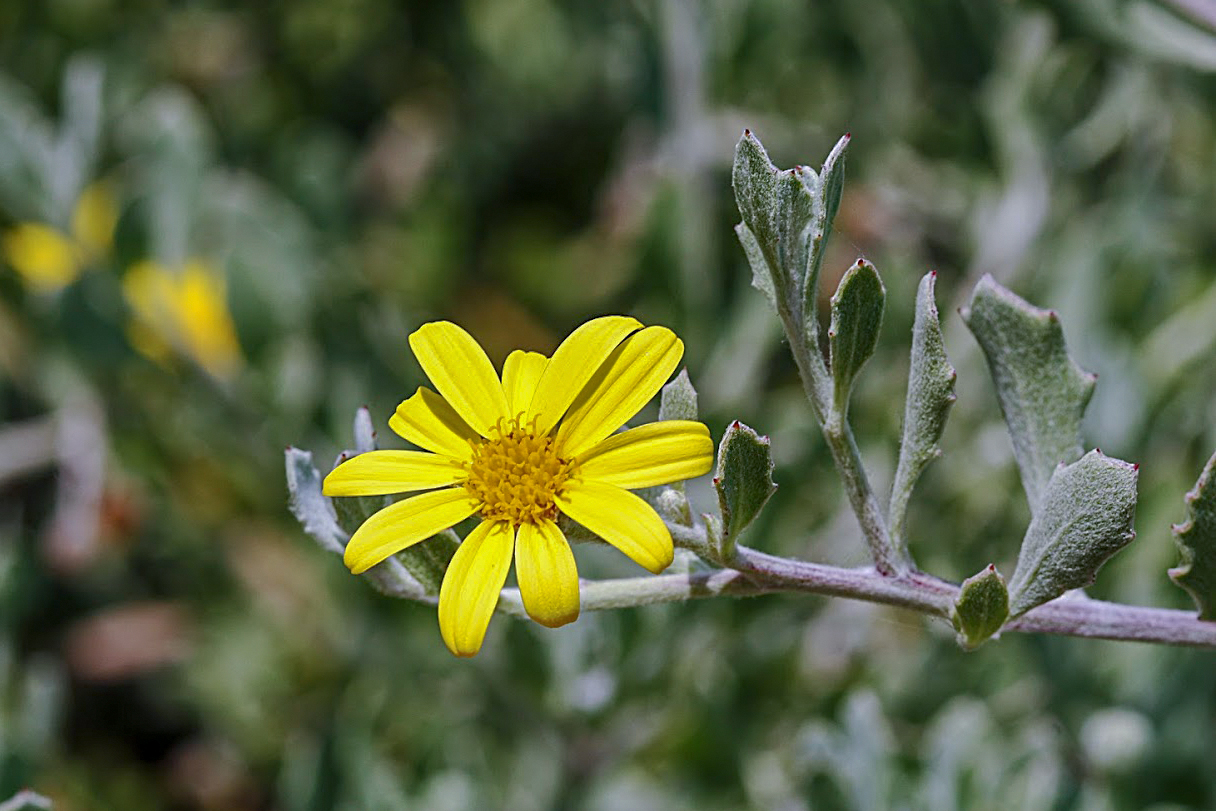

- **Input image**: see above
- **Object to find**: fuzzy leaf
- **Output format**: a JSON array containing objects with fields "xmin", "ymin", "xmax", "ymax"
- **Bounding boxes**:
[
  {"xmin": 735, "ymin": 222, "xmax": 779, "ymax": 312},
  {"xmin": 732, "ymin": 131, "xmax": 819, "ymax": 321},
  {"xmin": 889, "ymin": 272, "xmax": 957, "ymax": 558},
  {"xmin": 659, "ymin": 369, "xmax": 699, "ymax": 422},
  {"xmin": 353, "ymin": 405, "xmax": 376, "ymax": 453},
  {"xmin": 713, "ymin": 420, "xmax": 777, "ymax": 558},
  {"xmin": 961, "ymin": 275, "xmax": 1096, "ymax": 513},
  {"xmin": 1169, "ymin": 450, "xmax": 1216, "ymax": 620},
  {"xmin": 828, "ymin": 259, "xmax": 886, "ymax": 415},
  {"xmin": 951, "ymin": 565, "xmax": 1009, "ymax": 650},
  {"xmin": 732, "ymin": 133, "xmax": 785, "ymax": 303},
  {"xmin": 952, "ymin": 565, "xmax": 1009, "ymax": 650},
  {"xmin": 802, "ymin": 133, "xmax": 850, "ymax": 339},
  {"xmin": 815, "ymin": 133, "xmax": 849, "ymax": 256},
  {"xmin": 1007, "ymin": 450, "xmax": 1138, "ymax": 617},
  {"xmin": 285, "ymin": 446, "xmax": 348, "ymax": 556}
]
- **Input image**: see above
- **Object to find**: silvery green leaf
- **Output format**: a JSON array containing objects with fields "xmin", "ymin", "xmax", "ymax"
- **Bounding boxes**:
[
  {"xmin": 828, "ymin": 259, "xmax": 886, "ymax": 415},
  {"xmin": 713, "ymin": 420, "xmax": 777, "ymax": 558},
  {"xmin": 0, "ymin": 790, "xmax": 53, "ymax": 811},
  {"xmin": 951, "ymin": 565, "xmax": 1009, "ymax": 650},
  {"xmin": 732, "ymin": 132, "xmax": 784, "ymax": 295},
  {"xmin": 659, "ymin": 369, "xmax": 698, "ymax": 422},
  {"xmin": 1169, "ymin": 450, "xmax": 1216, "ymax": 619},
  {"xmin": 353, "ymin": 405, "xmax": 377, "ymax": 453},
  {"xmin": 815, "ymin": 133, "xmax": 849, "ymax": 253},
  {"xmin": 961, "ymin": 275, "xmax": 1096, "ymax": 513},
  {"xmin": 889, "ymin": 272, "xmax": 957, "ymax": 559},
  {"xmin": 285, "ymin": 446, "xmax": 347, "ymax": 556},
  {"xmin": 735, "ymin": 222, "xmax": 779, "ymax": 312},
  {"xmin": 731, "ymin": 131, "xmax": 816, "ymax": 318},
  {"xmin": 802, "ymin": 133, "xmax": 850, "ymax": 338},
  {"xmin": 1007, "ymin": 450, "xmax": 1138, "ymax": 617}
]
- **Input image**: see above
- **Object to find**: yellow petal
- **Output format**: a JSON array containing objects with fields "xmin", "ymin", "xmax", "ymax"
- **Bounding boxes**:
[
  {"xmin": 343, "ymin": 488, "xmax": 479, "ymax": 574},
  {"xmin": 515, "ymin": 519, "xmax": 579, "ymax": 628},
  {"xmin": 556, "ymin": 326, "xmax": 683, "ymax": 458},
  {"xmin": 577, "ymin": 420, "xmax": 713, "ymax": 489},
  {"xmin": 409, "ymin": 321, "xmax": 510, "ymax": 437},
  {"xmin": 322, "ymin": 450, "xmax": 466, "ymax": 496},
  {"xmin": 501, "ymin": 350, "xmax": 548, "ymax": 417},
  {"xmin": 2, "ymin": 223, "xmax": 81, "ymax": 291},
  {"xmin": 389, "ymin": 387, "xmax": 479, "ymax": 461},
  {"xmin": 177, "ymin": 260, "xmax": 243, "ymax": 379},
  {"xmin": 525, "ymin": 316, "xmax": 641, "ymax": 435},
  {"xmin": 438, "ymin": 519, "xmax": 515, "ymax": 657},
  {"xmin": 71, "ymin": 182, "xmax": 118, "ymax": 259},
  {"xmin": 556, "ymin": 480, "xmax": 673, "ymax": 574}
]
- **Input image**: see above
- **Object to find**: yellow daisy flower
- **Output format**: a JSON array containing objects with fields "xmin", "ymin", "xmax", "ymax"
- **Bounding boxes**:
[{"xmin": 323, "ymin": 316, "xmax": 714, "ymax": 656}]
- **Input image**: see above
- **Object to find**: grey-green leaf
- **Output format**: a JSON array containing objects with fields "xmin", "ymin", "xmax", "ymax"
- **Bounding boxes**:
[
  {"xmin": 802, "ymin": 133, "xmax": 850, "ymax": 339},
  {"xmin": 659, "ymin": 369, "xmax": 699, "ymax": 422},
  {"xmin": 951, "ymin": 564, "xmax": 1010, "ymax": 650},
  {"xmin": 1169, "ymin": 450, "xmax": 1216, "ymax": 620},
  {"xmin": 828, "ymin": 259, "xmax": 886, "ymax": 415},
  {"xmin": 815, "ymin": 133, "xmax": 850, "ymax": 253},
  {"xmin": 732, "ymin": 131, "xmax": 818, "ymax": 321},
  {"xmin": 732, "ymin": 132, "xmax": 786, "ymax": 304},
  {"xmin": 1007, "ymin": 450, "xmax": 1138, "ymax": 618},
  {"xmin": 736, "ymin": 222, "xmax": 779, "ymax": 312},
  {"xmin": 962, "ymin": 275, "xmax": 1096, "ymax": 513},
  {"xmin": 285, "ymin": 446, "xmax": 348, "ymax": 556},
  {"xmin": 889, "ymin": 272, "xmax": 957, "ymax": 560},
  {"xmin": 713, "ymin": 420, "xmax": 777, "ymax": 559}
]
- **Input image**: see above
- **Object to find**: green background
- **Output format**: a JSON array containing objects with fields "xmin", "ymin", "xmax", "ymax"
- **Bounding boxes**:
[{"xmin": 2, "ymin": 0, "xmax": 1216, "ymax": 808}]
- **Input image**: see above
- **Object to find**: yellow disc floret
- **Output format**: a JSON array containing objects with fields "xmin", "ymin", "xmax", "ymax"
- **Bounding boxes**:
[{"xmin": 463, "ymin": 417, "xmax": 574, "ymax": 525}]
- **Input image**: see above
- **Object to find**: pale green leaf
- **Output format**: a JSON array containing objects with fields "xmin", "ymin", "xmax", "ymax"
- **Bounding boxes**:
[
  {"xmin": 961, "ymin": 275, "xmax": 1096, "ymax": 513},
  {"xmin": 828, "ymin": 259, "xmax": 886, "ymax": 415},
  {"xmin": 1007, "ymin": 450, "xmax": 1138, "ymax": 617},
  {"xmin": 889, "ymin": 272, "xmax": 957, "ymax": 559},
  {"xmin": 659, "ymin": 368, "xmax": 699, "ymax": 423},
  {"xmin": 713, "ymin": 420, "xmax": 777, "ymax": 558}
]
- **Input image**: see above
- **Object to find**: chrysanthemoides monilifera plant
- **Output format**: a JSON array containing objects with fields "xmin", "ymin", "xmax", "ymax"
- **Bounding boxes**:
[{"xmin": 288, "ymin": 131, "xmax": 1216, "ymax": 656}]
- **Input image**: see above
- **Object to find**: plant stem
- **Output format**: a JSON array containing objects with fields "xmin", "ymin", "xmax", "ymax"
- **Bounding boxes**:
[
  {"xmin": 786, "ymin": 323, "xmax": 903, "ymax": 576},
  {"xmin": 494, "ymin": 540, "xmax": 1216, "ymax": 649}
]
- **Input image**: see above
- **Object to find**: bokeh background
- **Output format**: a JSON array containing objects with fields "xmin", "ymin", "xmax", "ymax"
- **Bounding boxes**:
[{"xmin": 3, "ymin": 0, "xmax": 1216, "ymax": 808}]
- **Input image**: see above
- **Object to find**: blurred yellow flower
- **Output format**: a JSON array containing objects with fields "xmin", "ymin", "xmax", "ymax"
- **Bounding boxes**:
[
  {"xmin": 323, "ymin": 316, "xmax": 713, "ymax": 656},
  {"xmin": 122, "ymin": 259, "xmax": 243, "ymax": 380},
  {"xmin": 1, "ymin": 183, "xmax": 118, "ymax": 292}
]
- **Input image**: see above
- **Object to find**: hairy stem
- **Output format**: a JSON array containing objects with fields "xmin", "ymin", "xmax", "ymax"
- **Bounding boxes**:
[
  {"xmin": 498, "ymin": 540, "xmax": 1216, "ymax": 649},
  {"xmin": 786, "ymin": 325, "xmax": 902, "ymax": 576}
]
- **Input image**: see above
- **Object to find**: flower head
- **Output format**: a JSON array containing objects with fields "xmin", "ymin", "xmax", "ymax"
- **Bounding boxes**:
[
  {"xmin": 122, "ymin": 258, "xmax": 243, "ymax": 380},
  {"xmin": 323, "ymin": 316, "xmax": 714, "ymax": 656}
]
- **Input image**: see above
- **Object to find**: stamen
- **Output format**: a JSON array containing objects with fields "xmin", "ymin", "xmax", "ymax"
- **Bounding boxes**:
[{"xmin": 462, "ymin": 417, "xmax": 574, "ymax": 526}]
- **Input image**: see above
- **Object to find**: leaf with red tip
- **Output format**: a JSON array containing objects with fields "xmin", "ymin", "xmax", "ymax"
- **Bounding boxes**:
[{"xmin": 712, "ymin": 421, "xmax": 777, "ymax": 558}]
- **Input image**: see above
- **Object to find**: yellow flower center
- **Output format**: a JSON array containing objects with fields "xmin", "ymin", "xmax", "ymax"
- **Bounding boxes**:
[{"xmin": 463, "ymin": 417, "xmax": 574, "ymax": 525}]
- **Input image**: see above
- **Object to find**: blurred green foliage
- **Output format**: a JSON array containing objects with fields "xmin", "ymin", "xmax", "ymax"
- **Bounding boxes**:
[{"xmin": 2, "ymin": 0, "xmax": 1216, "ymax": 809}]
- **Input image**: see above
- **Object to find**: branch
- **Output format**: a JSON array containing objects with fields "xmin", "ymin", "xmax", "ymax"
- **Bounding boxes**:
[{"xmin": 493, "ymin": 539, "xmax": 1216, "ymax": 649}]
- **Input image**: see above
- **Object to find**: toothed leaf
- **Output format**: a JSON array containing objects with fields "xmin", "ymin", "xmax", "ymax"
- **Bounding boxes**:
[
  {"xmin": 1007, "ymin": 451, "xmax": 1138, "ymax": 617},
  {"xmin": 1169, "ymin": 450, "xmax": 1216, "ymax": 620},
  {"xmin": 659, "ymin": 369, "xmax": 699, "ymax": 422},
  {"xmin": 713, "ymin": 421, "xmax": 777, "ymax": 558},
  {"xmin": 962, "ymin": 275, "xmax": 1096, "ymax": 513}
]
